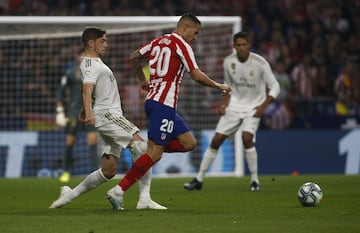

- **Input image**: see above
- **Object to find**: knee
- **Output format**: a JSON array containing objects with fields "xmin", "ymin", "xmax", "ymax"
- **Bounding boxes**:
[
  {"xmin": 86, "ymin": 132, "xmax": 97, "ymax": 145},
  {"xmin": 210, "ymin": 135, "xmax": 226, "ymax": 149},
  {"xmin": 242, "ymin": 132, "xmax": 254, "ymax": 149},
  {"xmin": 101, "ymin": 169, "xmax": 116, "ymax": 180},
  {"xmin": 100, "ymin": 153, "xmax": 118, "ymax": 179}
]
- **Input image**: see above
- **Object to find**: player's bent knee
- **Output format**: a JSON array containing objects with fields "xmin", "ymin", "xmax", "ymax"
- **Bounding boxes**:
[
  {"xmin": 104, "ymin": 172, "xmax": 116, "ymax": 180},
  {"xmin": 242, "ymin": 132, "xmax": 254, "ymax": 148},
  {"xmin": 101, "ymin": 168, "xmax": 117, "ymax": 179}
]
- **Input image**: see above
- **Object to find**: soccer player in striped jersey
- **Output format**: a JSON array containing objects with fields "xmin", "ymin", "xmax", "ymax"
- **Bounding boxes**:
[
  {"xmin": 105, "ymin": 13, "xmax": 232, "ymax": 210},
  {"xmin": 184, "ymin": 31, "xmax": 280, "ymax": 191},
  {"xmin": 50, "ymin": 27, "xmax": 166, "ymax": 210}
]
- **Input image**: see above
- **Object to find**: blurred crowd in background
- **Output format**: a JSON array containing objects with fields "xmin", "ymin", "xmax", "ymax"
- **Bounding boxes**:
[{"xmin": 0, "ymin": 0, "xmax": 359, "ymax": 130}]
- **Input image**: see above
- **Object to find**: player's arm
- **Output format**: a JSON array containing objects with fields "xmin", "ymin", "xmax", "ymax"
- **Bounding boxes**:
[
  {"xmin": 254, "ymin": 64, "xmax": 280, "ymax": 117},
  {"xmin": 254, "ymin": 95, "xmax": 275, "ymax": 118},
  {"xmin": 130, "ymin": 50, "xmax": 149, "ymax": 91},
  {"xmin": 80, "ymin": 83, "xmax": 95, "ymax": 126},
  {"xmin": 190, "ymin": 69, "xmax": 231, "ymax": 95}
]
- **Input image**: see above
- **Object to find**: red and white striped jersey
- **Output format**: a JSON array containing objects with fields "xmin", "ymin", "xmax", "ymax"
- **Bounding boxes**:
[{"xmin": 138, "ymin": 32, "xmax": 199, "ymax": 109}]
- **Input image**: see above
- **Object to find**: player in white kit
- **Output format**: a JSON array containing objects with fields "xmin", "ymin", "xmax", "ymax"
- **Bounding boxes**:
[
  {"xmin": 184, "ymin": 31, "xmax": 280, "ymax": 191},
  {"xmin": 49, "ymin": 27, "xmax": 166, "ymax": 210}
]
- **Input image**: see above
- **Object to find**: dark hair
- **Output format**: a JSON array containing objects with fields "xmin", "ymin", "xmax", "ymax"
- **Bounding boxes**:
[
  {"xmin": 233, "ymin": 31, "xmax": 249, "ymax": 43},
  {"xmin": 178, "ymin": 13, "xmax": 201, "ymax": 26},
  {"xmin": 81, "ymin": 27, "xmax": 106, "ymax": 46}
]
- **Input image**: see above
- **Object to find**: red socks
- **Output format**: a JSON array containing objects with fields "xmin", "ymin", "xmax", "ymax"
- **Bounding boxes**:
[
  {"xmin": 119, "ymin": 141, "xmax": 187, "ymax": 191},
  {"xmin": 164, "ymin": 140, "xmax": 186, "ymax": 152},
  {"xmin": 119, "ymin": 154, "xmax": 153, "ymax": 191}
]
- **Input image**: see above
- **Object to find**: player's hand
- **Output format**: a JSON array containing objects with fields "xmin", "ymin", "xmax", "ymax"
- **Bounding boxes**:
[
  {"xmin": 84, "ymin": 111, "xmax": 95, "ymax": 126},
  {"xmin": 219, "ymin": 84, "xmax": 232, "ymax": 96},
  {"xmin": 254, "ymin": 105, "xmax": 265, "ymax": 118},
  {"xmin": 79, "ymin": 108, "xmax": 95, "ymax": 126},
  {"xmin": 83, "ymin": 117, "xmax": 95, "ymax": 126},
  {"xmin": 55, "ymin": 106, "xmax": 67, "ymax": 127}
]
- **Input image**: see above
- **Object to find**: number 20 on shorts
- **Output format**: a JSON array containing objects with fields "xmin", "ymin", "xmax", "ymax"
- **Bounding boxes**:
[{"xmin": 160, "ymin": 119, "xmax": 174, "ymax": 133}]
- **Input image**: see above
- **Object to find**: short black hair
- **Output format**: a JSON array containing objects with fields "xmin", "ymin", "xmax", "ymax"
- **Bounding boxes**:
[
  {"xmin": 81, "ymin": 27, "xmax": 106, "ymax": 46},
  {"xmin": 178, "ymin": 13, "xmax": 201, "ymax": 26},
  {"xmin": 233, "ymin": 31, "xmax": 249, "ymax": 43}
]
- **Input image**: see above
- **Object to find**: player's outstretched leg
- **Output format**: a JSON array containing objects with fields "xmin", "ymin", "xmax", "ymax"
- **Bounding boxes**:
[
  {"xmin": 50, "ymin": 168, "xmax": 109, "ymax": 209},
  {"xmin": 49, "ymin": 186, "xmax": 74, "ymax": 208},
  {"xmin": 129, "ymin": 141, "xmax": 167, "ymax": 210}
]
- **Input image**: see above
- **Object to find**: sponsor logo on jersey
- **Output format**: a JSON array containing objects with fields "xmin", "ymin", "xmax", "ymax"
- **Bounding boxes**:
[{"xmin": 239, "ymin": 77, "xmax": 256, "ymax": 88}]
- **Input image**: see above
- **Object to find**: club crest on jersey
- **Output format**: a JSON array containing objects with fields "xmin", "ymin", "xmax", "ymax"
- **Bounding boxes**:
[
  {"xmin": 85, "ymin": 70, "xmax": 92, "ymax": 76},
  {"xmin": 161, "ymin": 133, "xmax": 167, "ymax": 140},
  {"xmin": 249, "ymin": 70, "xmax": 254, "ymax": 76}
]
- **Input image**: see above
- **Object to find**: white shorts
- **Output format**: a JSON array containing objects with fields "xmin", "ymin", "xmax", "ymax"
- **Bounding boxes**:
[
  {"xmin": 96, "ymin": 111, "xmax": 139, "ymax": 158},
  {"xmin": 215, "ymin": 108, "xmax": 260, "ymax": 136}
]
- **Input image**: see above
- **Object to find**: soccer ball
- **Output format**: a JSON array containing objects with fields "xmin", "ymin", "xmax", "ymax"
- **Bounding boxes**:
[{"xmin": 297, "ymin": 182, "xmax": 323, "ymax": 207}]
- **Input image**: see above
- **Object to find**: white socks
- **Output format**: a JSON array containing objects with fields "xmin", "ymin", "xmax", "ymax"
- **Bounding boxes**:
[
  {"xmin": 138, "ymin": 168, "xmax": 152, "ymax": 201},
  {"xmin": 114, "ymin": 184, "xmax": 124, "ymax": 195},
  {"xmin": 196, "ymin": 147, "xmax": 218, "ymax": 182},
  {"xmin": 133, "ymin": 140, "xmax": 152, "ymax": 201},
  {"xmin": 72, "ymin": 168, "xmax": 109, "ymax": 198},
  {"xmin": 194, "ymin": 146, "xmax": 258, "ymax": 184},
  {"xmin": 245, "ymin": 147, "xmax": 259, "ymax": 183}
]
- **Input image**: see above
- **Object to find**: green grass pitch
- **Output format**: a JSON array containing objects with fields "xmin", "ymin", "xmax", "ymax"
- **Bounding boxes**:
[{"xmin": 0, "ymin": 174, "xmax": 359, "ymax": 233}]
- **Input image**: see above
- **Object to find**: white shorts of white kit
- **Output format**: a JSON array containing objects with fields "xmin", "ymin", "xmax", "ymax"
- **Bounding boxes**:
[
  {"xmin": 96, "ymin": 110, "xmax": 139, "ymax": 158},
  {"xmin": 215, "ymin": 108, "xmax": 260, "ymax": 136}
]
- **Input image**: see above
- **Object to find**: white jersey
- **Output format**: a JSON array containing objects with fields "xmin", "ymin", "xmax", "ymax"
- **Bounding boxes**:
[
  {"xmin": 223, "ymin": 52, "xmax": 280, "ymax": 114},
  {"xmin": 80, "ymin": 56, "xmax": 123, "ymax": 127}
]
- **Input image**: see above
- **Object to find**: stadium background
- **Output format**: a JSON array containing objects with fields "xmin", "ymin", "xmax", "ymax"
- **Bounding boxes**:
[{"xmin": 0, "ymin": 0, "xmax": 359, "ymax": 178}]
